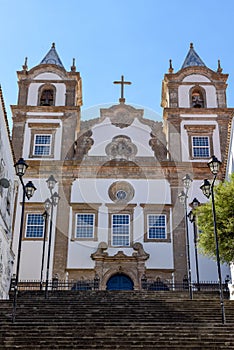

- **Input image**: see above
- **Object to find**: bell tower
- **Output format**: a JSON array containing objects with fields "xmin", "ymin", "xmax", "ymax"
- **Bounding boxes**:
[
  {"xmin": 161, "ymin": 43, "xmax": 230, "ymax": 164},
  {"xmin": 12, "ymin": 43, "xmax": 82, "ymax": 161},
  {"xmin": 160, "ymin": 44, "xmax": 232, "ymax": 283}
]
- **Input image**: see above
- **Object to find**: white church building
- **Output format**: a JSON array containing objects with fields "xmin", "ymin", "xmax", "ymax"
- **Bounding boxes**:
[{"xmin": 11, "ymin": 43, "xmax": 232, "ymax": 290}]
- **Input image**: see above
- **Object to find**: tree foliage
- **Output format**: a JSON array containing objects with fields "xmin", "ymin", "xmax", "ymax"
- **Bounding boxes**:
[{"xmin": 195, "ymin": 173, "xmax": 234, "ymax": 264}]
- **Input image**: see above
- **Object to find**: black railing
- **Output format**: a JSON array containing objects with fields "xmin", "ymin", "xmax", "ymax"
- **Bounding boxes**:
[
  {"xmin": 10, "ymin": 278, "xmax": 100, "ymax": 292},
  {"xmin": 141, "ymin": 279, "xmax": 230, "ymax": 293},
  {"xmin": 10, "ymin": 278, "xmax": 229, "ymax": 293}
]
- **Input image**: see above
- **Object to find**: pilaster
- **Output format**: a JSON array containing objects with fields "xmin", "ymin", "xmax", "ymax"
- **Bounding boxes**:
[
  {"xmin": 170, "ymin": 179, "xmax": 187, "ymax": 282},
  {"xmin": 52, "ymin": 180, "xmax": 72, "ymax": 279}
]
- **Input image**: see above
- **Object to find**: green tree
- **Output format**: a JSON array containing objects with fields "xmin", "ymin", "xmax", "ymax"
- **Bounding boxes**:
[{"xmin": 195, "ymin": 173, "xmax": 234, "ymax": 264}]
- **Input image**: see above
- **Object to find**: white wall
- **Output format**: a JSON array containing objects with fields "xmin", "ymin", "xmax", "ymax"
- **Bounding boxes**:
[
  {"xmin": 67, "ymin": 203, "xmax": 174, "ymax": 270},
  {"xmin": 68, "ymin": 178, "xmax": 174, "ymax": 270},
  {"xmin": 12, "ymin": 178, "xmax": 58, "ymax": 281},
  {"xmin": 88, "ymin": 118, "xmax": 155, "ymax": 157},
  {"xmin": 71, "ymin": 178, "xmax": 171, "ymax": 204}
]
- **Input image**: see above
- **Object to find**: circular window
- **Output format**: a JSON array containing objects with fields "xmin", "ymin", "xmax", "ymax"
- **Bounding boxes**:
[
  {"xmin": 108, "ymin": 181, "xmax": 135, "ymax": 203},
  {"xmin": 116, "ymin": 190, "xmax": 127, "ymax": 200}
]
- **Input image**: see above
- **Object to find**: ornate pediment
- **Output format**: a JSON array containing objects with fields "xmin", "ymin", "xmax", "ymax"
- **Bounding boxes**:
[{"xmin": 100, "ymin": 103, "xmax": 144, "ymax": 128}]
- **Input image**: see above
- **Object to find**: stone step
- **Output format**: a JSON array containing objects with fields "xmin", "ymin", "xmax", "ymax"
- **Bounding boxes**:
[
  {"xmin": 2, "ymin": 338, "xmax": 234, "ymax": 350},
  {"xmin": 10, "ymin": 290, "xmax": 227, "ymax": 301},
  {"xmin": 1, "ymin": 290, "xmax": 233, "ymax": 349}
]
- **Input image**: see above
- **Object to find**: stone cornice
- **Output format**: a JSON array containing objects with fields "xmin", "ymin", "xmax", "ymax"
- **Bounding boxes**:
[
  {"xmin": 28, "ymin": 122, "xmax": 60, "ymax": 128},
  {"xmin": 163, "ymin": 107, "xmax": 234, "ymax": 116},
  {"xmin": 24, "ymin": 159, "xmax": 221, "ymax": 181},
  {"xmin": 184, "ymin": 124, "xmax": 216, "ymax": 133},
  {"xmin": 11, "ymin": 105, "xmax": 80, "ymax": 113},
  {"xmin": 163, "ymin": 66, "xmax": 229, "ymax": 83},
  {"xmin": 17, "ymin": 64, "xmax": 81, "ymax": 81}
]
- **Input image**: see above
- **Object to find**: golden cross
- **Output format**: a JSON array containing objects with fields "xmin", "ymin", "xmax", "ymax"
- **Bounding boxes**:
[{"xmin": 113, "ymin": 75, "xmax": 132, "ymax": 103}]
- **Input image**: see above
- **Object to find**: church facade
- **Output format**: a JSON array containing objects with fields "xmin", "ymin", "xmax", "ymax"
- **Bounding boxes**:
[{"xmin": 11, "ymin": 43, "xmax": 232, "ymax": 290}]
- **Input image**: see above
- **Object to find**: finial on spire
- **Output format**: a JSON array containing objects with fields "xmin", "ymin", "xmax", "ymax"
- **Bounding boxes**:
[
  {"xmin": 217, "ymin": 59, "xmax": 223, "ymax": 73},
  {"xmin": 52, "ymin": 43, "xmax": 55, "ymax": 48},
  {"xmin": 168, "ymin": 59, "xmax": 174, "ymax": 73},
  {"xmin": 71, "ymin": 58, "xmax": 76, "ymax": 72},
  {"xmin": 22, "ymin": 57, "xmax": 28, "ymax": 71},
  {"xmin": 190, "ymin": 42, "xmax": 194, "ymax": 49}
]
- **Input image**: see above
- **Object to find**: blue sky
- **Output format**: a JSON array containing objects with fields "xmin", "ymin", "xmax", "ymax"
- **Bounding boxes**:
[{"xmin": 1, "ymin": 0, "xmax": 234, "ymax": 124}]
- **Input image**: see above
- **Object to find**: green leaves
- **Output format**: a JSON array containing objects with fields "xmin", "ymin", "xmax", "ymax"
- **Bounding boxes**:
[{"xmin": 196, "ymin": 173, "xmax": 234, "ymax": 264}]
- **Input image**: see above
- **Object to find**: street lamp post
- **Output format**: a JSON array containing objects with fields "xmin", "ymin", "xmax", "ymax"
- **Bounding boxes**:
[
  {"xmin": 188, "ymin": 197, "xmax": 201, "ymax": 291},
  {"xmin": 40, "ymin": 199, "xmax": 50, "ymax": 290},
  {"xmin": 178, "ymin": 174, "xmax": 193, "ymax": 299},
  {"xmin": 45, "ymin": 175, "xmax": 60, "ymax": 299},
  {"xmin": 200, "ymin": 155, "xmax": 226, "ymax": 324},
  {"xmin": 13, "ymin": 158, "xmax": 36, "ymax": 322}
]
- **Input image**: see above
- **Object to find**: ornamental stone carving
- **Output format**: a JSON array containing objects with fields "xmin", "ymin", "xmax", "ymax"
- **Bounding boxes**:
[
  {"xmin": 132, "ymin": 242, "xmax": 150, "ymax": 260},
  {"xmin": 149, "ymin": 131, "xmax": 168, "ymax": 161},
  {"xmin": 91, "ymin": 242, "xmax": 108, "ymax": 259},
  {"xmin": 108, "ymin": 180, "xmax": 135, "ymax": 203},
  {"xmin": 105, "ymin": 135, "xmax": 137, "ymax": 161},
  {"xmin": 100, "ymin": 103, "xmax": 144, "ymax": 129},
  {"xmin": 73, "ymin": 130, "xmax": 94, "ymax": 160},
  {"xmin": 91, "ymin": 241, "xmax": 150, "ymax": 290}
]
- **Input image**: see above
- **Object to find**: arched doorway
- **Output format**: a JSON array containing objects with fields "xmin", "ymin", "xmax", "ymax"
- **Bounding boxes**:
[{"xmin": 106, "ymin": 274, "xmax": 134, "ymax": 290}]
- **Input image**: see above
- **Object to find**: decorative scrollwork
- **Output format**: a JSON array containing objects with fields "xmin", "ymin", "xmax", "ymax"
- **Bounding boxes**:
[
  {"xmin": 149, "ymin": 132, "xmax": 167, "ymax": 161},
  {"xmin": 105, "ymin": 135, "xmax": 137, "ymax": 161},
  {"xmin": 73, "ymin": 130, "xmax": 94, "ymax": 160}
]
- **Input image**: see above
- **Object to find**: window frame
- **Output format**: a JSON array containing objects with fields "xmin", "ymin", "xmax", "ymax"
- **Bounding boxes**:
[
  {"xmin": 184, "ymin": 124, "xmax": 215, "ymax": 160},
  {"xmin": 191, "ymin": 135, "xmax": 210, "ymax": 158},
  {"xmin": 71, "ymin": 203, "xmax": 101, "ymax": 241},
  {"xmin": 111, "ymin": 213, "xmax": 130, "ymax": 247},
  {"xmin": 33, "ymin": 134, "xmax": 52, "ymax": 156},
  {"xmin": 25, "ymin": 213, "xmax": 45, "ymax": 239},
  {"xmin": 147, "ymin": 214, "xmax": 167, "ymax": 240},
  {"xmin": 22, "ymin": 203, "xmax": 46, "ymax": 241},
  {"xmin": 107, "ymin": 204, "xmax": 136, "ymax": 247},
  {"xmin": 141, "ymin": 204, "xmax": 171, "ymax": 243},
  {"xmin": 28, "ymin": 123, "xmax": 60, "ymax": 159},
  {"xmin": 75, "ymin": 213, "xmax": 95, "ymax": 239}
]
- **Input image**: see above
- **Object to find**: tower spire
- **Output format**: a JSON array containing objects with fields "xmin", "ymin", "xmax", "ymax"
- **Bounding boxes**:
[
  {"xmin": 40, "ymin": 43, "xmax": 64, "ymax": 68},
  {"xmin": 181, "ymin": 43, "xmax": 206, "ymax": 69}
]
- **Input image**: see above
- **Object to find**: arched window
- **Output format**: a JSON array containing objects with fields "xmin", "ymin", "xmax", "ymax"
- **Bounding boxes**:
[
  {"xmin": 190, "ymin": 87, "xmax": 205, "ymax": 108},
  {"xmin": 38, "ymin": 85, "xmax": 56, "ymax": 106}
]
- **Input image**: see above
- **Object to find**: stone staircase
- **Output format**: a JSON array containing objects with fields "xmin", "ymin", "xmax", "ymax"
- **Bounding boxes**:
[{"xmin": 0, "ymin": 290, "xmax": 234, "ymax": 349}]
